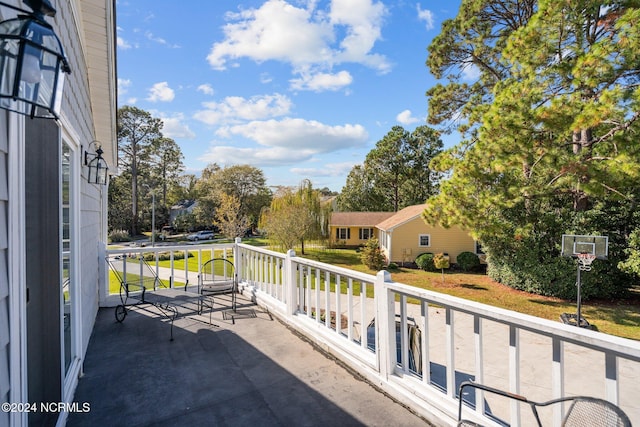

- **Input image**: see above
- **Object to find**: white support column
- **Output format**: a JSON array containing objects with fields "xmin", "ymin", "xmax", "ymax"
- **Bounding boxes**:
[
  {"xmin": 509, "ymin": 326, "xmax": 521, "ymax": 426},
  {"xmin": 234, "ymin": 238, "xmax": 241, "ymax": 283},
  {"xmin": 474, "ymin": 315, "xmax": 484, "ymax": 417},
  {"xmin": 360, "ymin": 281, "xmax": 367, "ymax": 349},
  {"xmin": 446, "ymin": 308, "xmax": 455, "ymax": 397},
  {"xmin": 552, "ymin": 338, "xmax": 564, "ymax": 425},
  {"xmin": 335, "ymin": 274, "xmax": 341, "ymax": 334},
  {"xmin": 324, "ymin": 271, "xmax": 331, "ymax": 328},
  {"xmin": 375, "ymin": 270, "xmax": 395, "ymax": 378},
  {"xmin": 347, "ymin": 278, "xmax": 354, "ymax": 341},
  {"xmin": 421, "ymin": 301, "xmax": 430, "ymax": 385},
  {"xmin": 285, "ymin": 249, "xmax": 297, "ymax": 316},
  {"xmin": 605, "ymin": 353, "xmax": 619, "ymax": 404}
]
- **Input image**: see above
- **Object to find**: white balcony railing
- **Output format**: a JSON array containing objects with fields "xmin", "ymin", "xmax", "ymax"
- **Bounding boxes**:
[{"xmin": 103, "ymin": 240, "xmax": 640, "ymax": 426}]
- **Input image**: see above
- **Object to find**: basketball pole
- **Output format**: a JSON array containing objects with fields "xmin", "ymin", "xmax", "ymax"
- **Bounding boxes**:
[{"xmin": 576, "ymin": 262, "xmax": 582, "ymax": 327}]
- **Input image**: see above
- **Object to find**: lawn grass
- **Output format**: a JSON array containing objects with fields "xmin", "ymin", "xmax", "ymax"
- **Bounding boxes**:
[
  {"xmin": 108, "ymin": 270, "xmax": 186, "ymax": 294},
  {"xmin": 300, "ymin": 247, "xmax": 640, "ymax": 341},
  {"xmin": 109, "ymin": 242, "xmax": 639, "ymax": 340}
]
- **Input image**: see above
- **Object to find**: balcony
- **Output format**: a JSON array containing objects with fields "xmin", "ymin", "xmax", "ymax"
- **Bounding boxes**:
[{"xmin": 70, "ymin": 241, "xmax": 640, "ymax": 426}]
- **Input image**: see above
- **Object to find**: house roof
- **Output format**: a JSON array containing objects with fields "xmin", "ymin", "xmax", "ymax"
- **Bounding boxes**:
[
  {"xmin": 330, "ymin": 211, "xmax": 395, "ymax": 227},
  {"xmin": 376, "ymin": 204, "xmax": 428, "ymax": 231}
]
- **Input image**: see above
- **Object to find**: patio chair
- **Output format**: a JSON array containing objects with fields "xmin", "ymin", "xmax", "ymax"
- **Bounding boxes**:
[
  {"xmin": 198, "ymin": 258, "xmax": 237, "ymax": 312},
  {"xmin": 457, "ymin": 381, "xmax": 631, "ymax": 427}
]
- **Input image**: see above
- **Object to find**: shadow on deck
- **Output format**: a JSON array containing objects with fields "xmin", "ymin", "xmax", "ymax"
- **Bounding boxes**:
[{"xmin": 68, "ymin": 294, "xmax": 429, "ymax": 426}]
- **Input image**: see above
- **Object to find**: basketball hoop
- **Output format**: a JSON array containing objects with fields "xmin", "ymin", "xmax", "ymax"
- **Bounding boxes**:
[{"xmin": 577, "ymin": 253, "xmax": 596, "ymax": 271}]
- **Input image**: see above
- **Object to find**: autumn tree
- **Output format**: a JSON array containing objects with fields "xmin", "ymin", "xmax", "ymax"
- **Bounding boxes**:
[
  {"xmin": 424, "ymin": 0, "xmax": 640, "ymax": 298},
  {"xmin": 213, "ymin": 193, "xmax": 250, "ymax": 239}
]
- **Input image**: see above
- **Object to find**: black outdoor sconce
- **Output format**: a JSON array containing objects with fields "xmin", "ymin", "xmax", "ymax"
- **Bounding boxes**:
[
  {"xmin": 85, "ymin": 141, "xmax": 108, "ymax": 185},
  {"xmin": 0, "ymin": 0, "xmax": 71, "ymax": 119}
]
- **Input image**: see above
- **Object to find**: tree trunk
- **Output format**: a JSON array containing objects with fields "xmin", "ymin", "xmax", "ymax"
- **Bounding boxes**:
[{"xmin": 572, "ymin": 129, "xmax": 592, "ymax": 212}]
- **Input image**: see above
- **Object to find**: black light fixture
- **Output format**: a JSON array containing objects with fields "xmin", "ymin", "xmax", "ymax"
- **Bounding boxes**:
[
  {"xmin": 0, "ymin": 0, "xmax": 71, "ymax": 119},
  {"xmin": 84, "ymin": 141, "xmax": 108, "ymax": 185}
]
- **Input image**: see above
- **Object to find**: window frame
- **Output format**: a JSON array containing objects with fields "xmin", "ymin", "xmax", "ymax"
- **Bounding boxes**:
[
  {"xmin": 336, "ymin": 227, "xmax": 350, "ymax": 240},
  {"xmin": 418, "ymin": 234, "xmax": 431, "ymax": 247},
  {"xmin": 359, "ymin": 227, "xmax": 374, "ymax": 240}
]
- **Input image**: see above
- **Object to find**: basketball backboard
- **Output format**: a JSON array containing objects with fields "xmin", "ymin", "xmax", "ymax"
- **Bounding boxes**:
[{"xmin": 561, "ymin": 234, "xmax": 608, "ymax": 260}]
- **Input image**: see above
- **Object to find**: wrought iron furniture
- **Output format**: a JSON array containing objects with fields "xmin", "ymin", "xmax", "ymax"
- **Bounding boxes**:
[
  {"xmin": 457, "ymin": 381, "xmax": 631, "ymax": 427},
  {"xmin": 199, "ymin": 257, "xmax": 238, "ymax": 313},
  {"xmin": 108, "ymin": 256, "xmax": 215, "ymax": 340}
]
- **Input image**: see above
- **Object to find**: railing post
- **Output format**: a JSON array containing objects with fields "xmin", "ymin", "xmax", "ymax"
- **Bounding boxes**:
[
  {"xmin": 98, "ymin": 242, "xmax": 107, "ymax": 305},
  {"xmin": 285, "ymin": 249, "xmax": 297, "ymax": 316},
  {"xmin": 375, "ymin": 270, "xmax": 395, "ymax": 378},
  {"xmin": 234, "ymin": 238, "xmax": 242, "ymax": 283}
]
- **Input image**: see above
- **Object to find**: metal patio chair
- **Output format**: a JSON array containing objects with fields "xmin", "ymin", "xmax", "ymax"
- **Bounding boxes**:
[
  {"xmin": 198, "ymin": 257, "xmax": 237, "ymax": 312},
  {"xmin": 457, "ymin": 381, "xmax": 631, "ymax": 427}
]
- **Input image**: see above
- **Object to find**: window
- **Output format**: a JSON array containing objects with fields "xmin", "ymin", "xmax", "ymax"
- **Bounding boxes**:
[
  {"xmin": 336, "ymin": 228, "xmax": 350, "ymax": 240},
  {"xmin": 418, "ymin": 234, "xmax": 430, "ymax": 247},
  {"xmin": 61, "ymin": 141, "xmax": 75, "ymax": 375},
  {"xmin": 359, "ymin": 227, "xmax": 374, "ymax": 240}
]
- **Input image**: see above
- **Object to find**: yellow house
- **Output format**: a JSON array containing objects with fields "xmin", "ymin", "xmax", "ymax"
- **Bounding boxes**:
[
  {"xmin": 376, "ymin": 204, "xmax": 479, "ymax": 264},
  {"xmin": 329, "ymin": 212, "xmax": 395, "ymax": 247}
]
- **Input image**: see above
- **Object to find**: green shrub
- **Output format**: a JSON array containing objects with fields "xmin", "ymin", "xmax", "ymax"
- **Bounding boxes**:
[
  {"xmin": 387, "ymin": 262, "xmax": 398, "ymax": 270},
  {"xmin": 360, "ymin": 238, "xmax": 386, "ymax": 270},
  {"xmin": 108, "ymin": 229, "xmax": 131, "ymax": 243},
  {"xmin": 457, "ymin": 251, "xmax": 480, "ymax": 272},
  {"xmin": 142, "ymin": 251, "xmax": 193, "ymax": 262},
  {"xmin": 415, "ymin": 253, "xmax": 438, "ymax": 272}
]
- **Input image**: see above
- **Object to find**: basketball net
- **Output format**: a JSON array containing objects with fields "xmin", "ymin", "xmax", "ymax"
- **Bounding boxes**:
[{"xmin": 577, "ymin": 253, "xmax": 596, "ymax": 271}]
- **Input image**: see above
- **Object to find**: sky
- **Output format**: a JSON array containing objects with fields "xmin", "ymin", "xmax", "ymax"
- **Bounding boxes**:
[{"xmin": 116, "ymin": 0, "xmax": 464, "ymax": 192}]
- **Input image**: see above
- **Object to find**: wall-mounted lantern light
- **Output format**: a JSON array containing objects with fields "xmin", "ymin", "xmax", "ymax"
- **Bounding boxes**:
[
  {"xmin": 84, "ymin": 141, "xmax": 108, "ymax": 185},
  {"xmin": 0, "ymin": 0, "xmax": 71, "ymax": 119}
]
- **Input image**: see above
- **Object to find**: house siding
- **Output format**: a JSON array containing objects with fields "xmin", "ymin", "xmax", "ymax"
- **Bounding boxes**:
[
  {"xmin": 0, "ymin": 109, "xmax": 9, "ymax": 427},
  {"xmin": 385, "ymin": 217, "xmax": 475, "ymax": 264},
  {"xmin": 329, "ymin": 225, "xmax": 380, "ymax": 247},
  {"xmin": 0, "ymin": 1, "xmax": 115, "ymax": 424}
]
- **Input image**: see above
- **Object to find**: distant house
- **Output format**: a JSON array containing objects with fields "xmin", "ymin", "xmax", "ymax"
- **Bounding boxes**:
[
  {"xmin": 377, "ymin": 204, "xmax": 478, "ymax": 265},
  {"xmin": 169, "ymin": 199, "xmax": 197, "ymax": 224},
  {"xmin": 329, "ymin": 211, "xmax": 395, "ymax": 247}
]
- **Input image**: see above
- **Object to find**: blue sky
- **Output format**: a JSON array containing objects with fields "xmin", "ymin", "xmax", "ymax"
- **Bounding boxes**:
[{"xmin": 116, "ymin": 0, "xmax": 463, "ymax": 192}]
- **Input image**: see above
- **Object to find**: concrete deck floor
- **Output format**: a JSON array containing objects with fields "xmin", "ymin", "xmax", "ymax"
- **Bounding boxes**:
[{"xmin": 67, "ymin": 294, "xmax": 431, "ymax": 427}]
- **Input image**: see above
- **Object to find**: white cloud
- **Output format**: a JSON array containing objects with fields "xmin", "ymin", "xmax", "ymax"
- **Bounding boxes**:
[
  {"xmin": 159, "ymin": 113, "xmax": 196, "ymax": 139},
  {"xmin": 416, "ymin": 4, "xmax": 435, "ymax": 30},
  {"xmin": 396, "ymin": 109, "xmax": 419, "ymax": 125},
  {"xmin": 461, "ymin": 62, "xmax": 481, "ymax": 81},
  {"xmin": 217, "ymin": 118, "xmax": 368, "ymax": 152},
  {"xmin": 145, "ymin": 31, "xmax": 180, "ymax": 48},
  {"xmin": 197, "ymin": 84, "xmax": 215, "ymax": 95},
  {"xmin": 199, "ymin": 145, "xmax": 314, "ymax": 167},
  {"xmin": 291, "ymin": 161, "xmax": 357, "ymax": 177},
  {"xmin": 147, "ymin": 82, "xmax": 175, "ymax": 102},
  {"xmin": 206, "ymin": 0, "xmax": 390, "ymax": 89},
  {"xmin": 260, "ymin": 73, "xmax": 273, "ymax": 84},
  {"xmin": 193, "ymin": 93, "xmax": 292, "ymax": 125},
  {"xmin": 118, "ymin": 78, "xmax": 132, "ymax": 94},
  {"xmin": 117, "ymin": 36, "xmax": 132, "ymax": 49},
  {"xmin": 329, "ymin": 0, "xmax": 389, "ymax": 72},
  {"xmin": 290, "ymin": 70, "xmax": 353, "ymax": 92}
]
